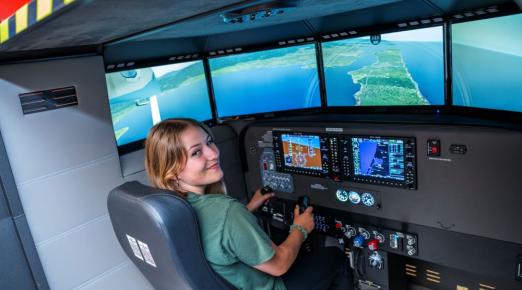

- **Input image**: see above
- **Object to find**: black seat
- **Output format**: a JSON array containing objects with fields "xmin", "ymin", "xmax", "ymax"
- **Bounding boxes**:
[{"xmin": 107, "ymin": 181, "xmax": 236, "ymax": 290}]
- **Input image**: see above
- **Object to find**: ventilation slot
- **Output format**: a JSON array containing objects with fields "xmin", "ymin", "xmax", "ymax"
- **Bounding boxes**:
[
  {"xmin": 19, "ymin": 86, "xmax": 78, "ymax": 115},
  {"xmin": 426, "ymin": 269, "xmax": 441, "ymax": 284},
  {"xmin": 478, "ymin": 283, "xmax": 496, "ymax": 290},
  {"xmin": 405, "ymin": 264, "xmax": 417, "ymax": 277}
]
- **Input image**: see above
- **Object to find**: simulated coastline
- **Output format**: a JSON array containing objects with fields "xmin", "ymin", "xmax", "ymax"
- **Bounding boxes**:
[{"xmin": 349, "ymin": 48, "xmax": 428, "ymax": 106}]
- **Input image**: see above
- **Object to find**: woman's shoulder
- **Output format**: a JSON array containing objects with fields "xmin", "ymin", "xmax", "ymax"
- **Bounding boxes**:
[
  {"xmin": 193, "ymin": 194, "xmax": 251, "ymax": 217},
  {"xmin": 187, "ymin": 192, "xmax": 237, "ymax": 207},
  {"xmin": 188, "ymin": 193, "xmax": 250, "ymax": 227}
]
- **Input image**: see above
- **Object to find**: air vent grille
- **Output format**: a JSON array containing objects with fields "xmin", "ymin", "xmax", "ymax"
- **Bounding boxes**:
[
  {"xmin": 405, "ymin": 264, "xmax": 417, "ymax": 277},
  {"xmin": 478, "ymin": 283, "xmax": 496, "ymax": 290},
  {"xmin": 426, "ymin": 269, "xmax": 441, "ymax": 284},
  {"xmin": 19, "ymin": 86, "xmax": 78, "ymax": 115}
]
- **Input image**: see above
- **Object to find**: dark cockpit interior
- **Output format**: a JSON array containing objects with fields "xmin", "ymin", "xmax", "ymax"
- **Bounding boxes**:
[{"xmin": 0, "ymin": 1, "xmax": 521, "ymax": 290}]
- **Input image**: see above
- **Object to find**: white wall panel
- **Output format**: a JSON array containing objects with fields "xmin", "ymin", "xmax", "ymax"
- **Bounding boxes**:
[
  {"xmin": 0, "ymin": 56, "xmax": 150, "ymax": 290},
  {"xmin": 0, "ymin": 57, "xmax": 117, "ymax": 184},
  {"xmin": 37, "ymin": 216, "xmax": 127, "ymax": 290},
  {"xmin": 75, "ymin": 262, "xmax": 153, "ymax": 290},
  {"xmin": 18, "ymin": 154, "xmax": 122, "ymax": 244}
]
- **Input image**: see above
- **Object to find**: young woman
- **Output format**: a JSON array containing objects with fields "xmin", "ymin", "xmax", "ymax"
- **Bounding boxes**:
[{"xmin": 144, "ymin": 118, "xmax": 352, "ymax": 290}]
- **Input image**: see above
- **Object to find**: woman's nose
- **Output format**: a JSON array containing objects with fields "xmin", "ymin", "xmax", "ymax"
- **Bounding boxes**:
[{"xmin": 205, "ymin": 144, "xmax": 219, "ymax": 159}]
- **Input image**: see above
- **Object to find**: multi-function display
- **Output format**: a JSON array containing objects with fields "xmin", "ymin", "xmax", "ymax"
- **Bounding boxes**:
[
  {"xmin": 352, "ymin": 137, "xmax": 405, "ymax": 181},
  {"xmin": 273, "ymin": 131, "xmax": 416, "ymax": 189}
]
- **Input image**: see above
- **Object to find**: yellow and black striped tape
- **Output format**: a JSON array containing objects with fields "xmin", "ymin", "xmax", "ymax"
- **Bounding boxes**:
[{"xmin": 1, "ymin": 0, "xmax": 75, "ymax": 44}]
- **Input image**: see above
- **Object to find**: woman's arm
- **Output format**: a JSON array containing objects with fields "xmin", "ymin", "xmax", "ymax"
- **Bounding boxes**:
[
  {"xmin": 246, "ymin": 188, "xmax": 274, "ymax": 212},
  {"xmin": 253, "ymin": 205, "xmax": 314, "ymax": 276}
]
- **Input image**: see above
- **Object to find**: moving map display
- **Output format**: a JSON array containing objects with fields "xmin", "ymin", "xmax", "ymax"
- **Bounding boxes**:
[
  {"xmin": 352, "ymin": 137, "xmax": 405, "ymax": 181},
  {"xmin": 281, "ymin": 134, "xmax": 322, "ymax": 171},
  {"xmin": 209, "ymin": 44, "xmax": 321, "ymax": 117},
  {"xmin": 106, "ymin": 61, "xmax": 212, "ymax": 146},
  {"xmin": 452, "ymin": 13, "xmax": 522, "ymax": 112},
  {"xmin": 322, "ymin": 26, "xmax": 444, "ymax": 106}
]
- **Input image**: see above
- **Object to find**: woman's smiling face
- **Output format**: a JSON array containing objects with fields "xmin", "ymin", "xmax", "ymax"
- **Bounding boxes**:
[{"xmin": 176, "ymin": 125, "xmax": 223, "ymax": 194}]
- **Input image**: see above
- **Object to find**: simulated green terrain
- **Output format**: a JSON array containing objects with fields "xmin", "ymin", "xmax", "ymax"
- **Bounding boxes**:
[
  {"xmin": 322, "ymin": 44, "xmax": 364, "ymax": 68},
  {"xmin": 350, "ymin": 49, "xmax": 428, "ymax": 106},
  {"xmin": 157, "ymin": 62, "xmax": 206, "ymax": 91},
  {"xmin": 210, "ymin": 46, "xmax": 318, "ymax": 75},
  {"xmin": 110, "ymin": 102, "xmax": 138, "ymax": 124}
]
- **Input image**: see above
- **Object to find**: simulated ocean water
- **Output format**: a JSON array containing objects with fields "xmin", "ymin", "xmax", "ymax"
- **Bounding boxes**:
[
  {"xmin": 212, "ymin": 65, "xmax": 321, "ymax": 117},
  {"xmin": 452, "ymin": 44, "xmax": 522, "ymax": 112}
]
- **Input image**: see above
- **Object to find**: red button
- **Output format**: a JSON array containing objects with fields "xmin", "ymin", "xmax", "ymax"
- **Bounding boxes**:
[
  {"xmin": 368, "ymin": 239, "xmax": 379, "ymax": 251},
  {"xmin": 335, "ymin": 223, "xmax": 342, "ymax": 229},
  {"xmin": 432, "ymin": 147, "xmax": 438, "ymax": 153}
]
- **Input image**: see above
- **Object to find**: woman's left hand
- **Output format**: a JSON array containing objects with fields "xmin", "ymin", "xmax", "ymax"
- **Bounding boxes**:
[{"xmin": 246, "ymin": 188, "xmax": 274, "ymax": 212}]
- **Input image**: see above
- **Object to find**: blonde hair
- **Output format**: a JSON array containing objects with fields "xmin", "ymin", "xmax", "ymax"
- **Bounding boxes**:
[{"xmin": 144, "ymin": 118, "xmax": 226, "ymax": 197}]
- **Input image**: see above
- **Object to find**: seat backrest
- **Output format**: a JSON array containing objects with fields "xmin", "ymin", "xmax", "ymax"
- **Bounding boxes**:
[{"xmin": 107, "ymin": 181, "xmax": 236, "ymax": 290}]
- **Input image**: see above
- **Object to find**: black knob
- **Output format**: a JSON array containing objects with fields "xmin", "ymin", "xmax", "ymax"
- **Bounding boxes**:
[
  {"xmin": 297, "ymin": 195, "xmax": 310, "ymax": 214},
  {"xmin": 261, "ymin": 186, "xmax": 273, "ymax": 195}
]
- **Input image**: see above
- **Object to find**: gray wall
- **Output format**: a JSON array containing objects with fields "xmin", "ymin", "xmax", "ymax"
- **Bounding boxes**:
[
  {"xmin": 0, "ymin": 56, "xmax": 153, "ymax": 290},
  {"xmin": 0, "ymin": 139, "xmax": 42, "ymax": 289}
]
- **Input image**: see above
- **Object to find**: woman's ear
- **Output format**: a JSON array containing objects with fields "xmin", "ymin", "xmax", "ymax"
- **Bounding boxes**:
[{"xmin": 166, "ymin": 175, "xmax": 181, "ymax": 190}]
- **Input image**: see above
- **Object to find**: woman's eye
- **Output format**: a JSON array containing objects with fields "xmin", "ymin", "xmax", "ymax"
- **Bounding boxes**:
[{"xmin": 192, "ymin": 150, "xmax": 202, "ymax": 157}]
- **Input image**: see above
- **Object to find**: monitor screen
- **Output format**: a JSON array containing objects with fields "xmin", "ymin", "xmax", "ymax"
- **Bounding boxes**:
[
  {"xmin": 105, "ymin": 61, "xmax": 212, "ymax": 147},
  {"xmin": 281, "ymin": 134, "xmax": 322, "ymax": 171},
  {"xmin": 322, "ymin": 26, "xmax": 444, "ymax": 106},
  {"xmin": 209, "ymin": 44, "xmax": 321, "ymax": 117},
  {"xmin": 351, "ymin": 137, "xmax": 405, "ymax": 181},
  {"xmin": 452, "ymin": 13, "xmax": 522, "ymax": 112}
]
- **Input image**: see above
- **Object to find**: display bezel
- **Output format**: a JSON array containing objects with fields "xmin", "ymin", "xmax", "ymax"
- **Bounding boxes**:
[
  {"xmin": 272, "ymin": 131, "xmax": 329, "ymax": 177},
  {"xmin": 348, "ymin": 135, "xmax": 416, "ymax": 188},
  {"xmin": 273, "ymin": 131, "xmax": 417, "ymax": 189}
]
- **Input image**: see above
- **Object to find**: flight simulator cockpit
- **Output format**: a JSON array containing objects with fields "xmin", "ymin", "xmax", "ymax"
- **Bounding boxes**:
[
  {"xmin": 101, "ymin": 7, "xmax": 522, "ymax": 290},
  {"xmin": 1, "ymin": 1, "xmax": 522, "ymax": 290}
]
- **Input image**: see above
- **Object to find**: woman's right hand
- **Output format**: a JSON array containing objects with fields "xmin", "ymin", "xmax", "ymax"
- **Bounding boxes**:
[{"xmin": 292, "ymin": 205, "xmax": 315, "ymax": 234}]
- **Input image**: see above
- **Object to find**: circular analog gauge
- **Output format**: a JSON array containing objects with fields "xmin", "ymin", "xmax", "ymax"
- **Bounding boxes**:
[
  {"xmin": 361, "ymin": 193, "xmax": 375, "ymax": 207},
  {"xmin": 336, "ymin": 189, "xmax": 349, "ymax": 202},
  {"xmin": 348, "ymin": 191, "xmax": 361, "ymax": 204}
]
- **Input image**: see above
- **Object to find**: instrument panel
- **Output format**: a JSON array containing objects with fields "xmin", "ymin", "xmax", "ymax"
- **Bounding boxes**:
[
  {"xmin": 272, "ymin": 131, "xmax": 417, "ymax": 189},
  {"xmin": 243, "ymin": 120, "xmax": 522, "ymax": 290}
]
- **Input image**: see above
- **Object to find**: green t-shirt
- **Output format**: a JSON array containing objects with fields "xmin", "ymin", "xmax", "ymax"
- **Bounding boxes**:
[{"xmin": 187, "ymin": 192, "xmax": 286, "ymax": 290}]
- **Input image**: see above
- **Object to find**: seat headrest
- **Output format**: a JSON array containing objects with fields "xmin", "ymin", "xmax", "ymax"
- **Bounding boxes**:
[{"xmin": 107, "ymin": 181, "xmax": 235, "ymax": 290}]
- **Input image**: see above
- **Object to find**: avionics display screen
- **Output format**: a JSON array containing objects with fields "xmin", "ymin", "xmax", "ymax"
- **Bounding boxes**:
[
  {"xmin": 452, "ymin": 13, "xmax": 522, "ymax": 112},
  {"xmin": 281, "ymin": 134, "xmax": 322, "ymax": 171},
  {"xmin": 105, "ymin": 61, "xmax": 212, "ymax": 147},
  {"xmin": 351, "ymin": 137, "xmax": 405, "ymax": 181},
  {"xmin": 322, "ymin": 26, "xmax": 444, "ymax": 106},
  {"xmin": 209, "ymin": 44, "xmax": 321, "ymax": 117}
]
